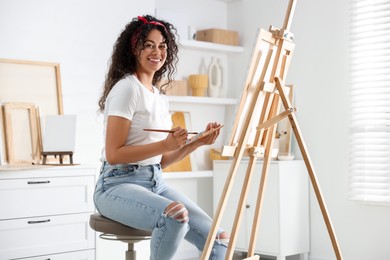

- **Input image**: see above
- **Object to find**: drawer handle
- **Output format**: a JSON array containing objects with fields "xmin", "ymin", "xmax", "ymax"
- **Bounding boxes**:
[
  {"xmin": 28, "ymin": 219, "xmax": 51, "ymax": 224},
  {"xmin": 27, "ymin": 181, "xmax": 50, "ymax": 184}
]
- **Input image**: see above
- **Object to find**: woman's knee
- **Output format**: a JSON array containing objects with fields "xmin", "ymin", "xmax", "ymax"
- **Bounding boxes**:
[
  {"xmin": 216, "ymin": 231, "xmax": 230, "ymax": 247},
  {"xmin": 217, "ymin": 231, "xmax": 229, "ymax": 239},
  {"xmin": 164, "ymin": 201, "xmax": 189, "ymax": 223}
]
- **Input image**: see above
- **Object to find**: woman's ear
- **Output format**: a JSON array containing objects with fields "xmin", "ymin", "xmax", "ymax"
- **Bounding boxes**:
[
  {"xmin": 132, "ymin": 45, "xmax": 138, "ymax": 56},
  {"xmin": 132, "ymin": 48, "xmax": 141, "ymax": 65}
]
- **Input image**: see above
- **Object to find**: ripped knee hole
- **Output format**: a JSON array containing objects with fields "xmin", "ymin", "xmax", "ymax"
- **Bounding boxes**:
[
  {"xmin": 164, "ymin": 202, "xmax": 189, "ymax": 223},
  {"xmin": 216, "ymin": 231, "xmax": 230, "ymax": 244}
]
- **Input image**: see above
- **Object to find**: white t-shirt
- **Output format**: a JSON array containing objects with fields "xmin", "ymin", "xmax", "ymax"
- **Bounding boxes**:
[{"xmin": 101, "ymin": 74, "xmax": 172, "ymax": 165}]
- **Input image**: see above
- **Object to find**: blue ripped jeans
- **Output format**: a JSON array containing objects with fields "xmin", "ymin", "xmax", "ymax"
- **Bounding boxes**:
[{"xmin": 93, "ymin": 162, "xmax": 227, "ymax": 260}]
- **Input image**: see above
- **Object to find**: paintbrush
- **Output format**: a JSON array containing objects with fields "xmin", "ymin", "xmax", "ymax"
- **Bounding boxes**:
[{"xmin": 143, "ymin": 128, "xmax": 199, "ymax": 134}]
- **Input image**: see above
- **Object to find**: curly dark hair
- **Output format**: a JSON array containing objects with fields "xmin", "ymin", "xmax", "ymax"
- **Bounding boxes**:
[{"xmin": 98, "ymin": 15, "xmax": 179, "ymax": 112}]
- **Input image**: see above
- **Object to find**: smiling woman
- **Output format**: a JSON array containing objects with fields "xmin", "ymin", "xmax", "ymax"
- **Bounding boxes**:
[{"xmin": 92, "ymin": 15, "xmax": 227, "ymax": 260}]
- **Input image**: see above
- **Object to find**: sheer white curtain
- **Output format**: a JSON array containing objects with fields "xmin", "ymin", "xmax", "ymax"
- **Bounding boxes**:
[{"xmin": 349, "ymin": 0, "xmax": 390, "ymax": 204}]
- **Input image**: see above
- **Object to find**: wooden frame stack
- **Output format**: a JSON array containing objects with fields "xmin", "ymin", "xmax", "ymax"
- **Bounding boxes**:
[
  {"xmin": 0, "ymin": 58, "xmax": 63, "ymax": 165},
  {"xmin": 201, "ymin": 1, "xmax": 343, "ymax": 259}
]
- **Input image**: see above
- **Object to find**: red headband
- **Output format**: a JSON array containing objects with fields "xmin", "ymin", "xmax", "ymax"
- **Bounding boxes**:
[
  {"xmin": 137, "ymin": 16, "xmax": 167, "ymax": 31},
  {"xmin": 132, "ymin": 16, "xmax": 167, "ymax": 48}
]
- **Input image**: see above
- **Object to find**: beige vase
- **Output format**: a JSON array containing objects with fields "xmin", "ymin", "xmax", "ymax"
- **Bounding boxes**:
[
  {"xmin": 208, "ymin": 57, "xmax": 223, "ymax": 98},
  {"xmin": 188, "ymin": 74, "xmax": 208, "ymax": 96}
]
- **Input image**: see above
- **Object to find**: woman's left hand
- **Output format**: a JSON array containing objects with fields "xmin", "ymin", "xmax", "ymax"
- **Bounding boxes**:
[{"xmin": 197, "ymin": 122, "xmax": 222, "ymax": 146}]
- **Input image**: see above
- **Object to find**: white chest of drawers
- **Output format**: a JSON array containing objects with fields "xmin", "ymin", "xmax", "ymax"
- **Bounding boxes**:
[{"xmin": 0, "ymin": 165, "xmax": 96, "ymax": 260}]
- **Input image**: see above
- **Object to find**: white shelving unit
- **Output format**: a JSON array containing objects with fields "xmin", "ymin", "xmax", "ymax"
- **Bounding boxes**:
[
  {"xmin": 180, "ymin": 39, "xmax": 244, "ymax": 54},
  {"xmin": 165, "ymin": 35, "xmax": 242, "ymax": 176}
]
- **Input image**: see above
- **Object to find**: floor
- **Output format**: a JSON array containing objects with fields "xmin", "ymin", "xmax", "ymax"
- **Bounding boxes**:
[
  {"xmin": 183, "ymin": 253, "xmax": 272, "ymax": 260},
  {"xmin": 182, "ymin": 251, "xmax": 297, "ymax": 260},
  {"xmin": 232, "ymin": 252, "xmax": 303, "ymax": 260},
  {"xmin": 232, "ymin": 251, "xmax": 274, "ymax": 260}
]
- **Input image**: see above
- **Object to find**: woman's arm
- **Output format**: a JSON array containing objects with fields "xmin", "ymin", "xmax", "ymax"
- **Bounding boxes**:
[
  {"xmin": 105, "ymin": 115, "xmax": 188, "ymax": 165},
  {"xmin": 160, "ymin": 122, "xmax": 222, "ymax": 169}
]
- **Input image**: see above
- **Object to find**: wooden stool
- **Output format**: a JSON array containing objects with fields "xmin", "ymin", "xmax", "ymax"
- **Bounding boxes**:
[{"xmin": 89, "ymin": 213, "xmax": 152, "ymax": 260}]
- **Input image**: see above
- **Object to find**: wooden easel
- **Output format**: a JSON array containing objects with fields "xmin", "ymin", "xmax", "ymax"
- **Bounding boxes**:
[{"xmin": 201, "ymin": 0, "xmax": 343, "ymax": 259}]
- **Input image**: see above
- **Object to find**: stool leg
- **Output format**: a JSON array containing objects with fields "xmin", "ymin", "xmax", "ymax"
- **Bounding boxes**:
[{"xmin": 126, "ymin": 243, "xmax": 136, "ymax": 260}]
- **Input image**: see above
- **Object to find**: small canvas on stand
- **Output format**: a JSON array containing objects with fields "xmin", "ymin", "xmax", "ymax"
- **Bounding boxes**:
[{"xmin": 42, "ymin": 115, "xmax": 76, "ymax": 165}]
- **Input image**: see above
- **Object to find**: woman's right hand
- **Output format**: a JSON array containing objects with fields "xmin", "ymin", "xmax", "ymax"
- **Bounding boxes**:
[{"xmin": 162, "ymin": 127, "xmax": 188, "ymax": 151}]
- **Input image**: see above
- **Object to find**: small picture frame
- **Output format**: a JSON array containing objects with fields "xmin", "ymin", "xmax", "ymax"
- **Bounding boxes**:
[{"xmin": 2, "ymin": 102, "xmax": 40, "ymax": 164}]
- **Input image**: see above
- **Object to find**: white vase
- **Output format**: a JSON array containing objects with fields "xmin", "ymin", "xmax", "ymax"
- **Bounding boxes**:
[{"xmin": 207, "ymin": 57, "xmax": 222, "ymax": 98}]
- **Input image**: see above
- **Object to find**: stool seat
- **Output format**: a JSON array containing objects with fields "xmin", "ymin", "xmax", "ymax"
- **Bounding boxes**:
[
  {"xmin": 89, "ymin": 213, "xmax": 152, "ymax": 260},
  {"xmin": 89, "ymin": 213, "xmax": 152, "ymax": 237}
]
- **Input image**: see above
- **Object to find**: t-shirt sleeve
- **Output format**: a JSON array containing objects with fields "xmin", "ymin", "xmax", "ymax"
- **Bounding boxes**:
[{"xmin": 105, "ymin": 79, "xmax": 138, "ymax": 121}]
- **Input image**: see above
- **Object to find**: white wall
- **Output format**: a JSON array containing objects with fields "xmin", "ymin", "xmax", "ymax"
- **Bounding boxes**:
[{"xmin": 227, "ymin": 0, "xmax": 390, "ymax": 260}]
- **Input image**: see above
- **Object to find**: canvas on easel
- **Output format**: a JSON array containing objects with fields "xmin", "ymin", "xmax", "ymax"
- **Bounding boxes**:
[
  {"xmin": 41, "ymin": 115, "xmax": 76, "ymax": 165},
  {"xmin": 201, "ymin": 0, "xmax": 343, "ymax": 259}
]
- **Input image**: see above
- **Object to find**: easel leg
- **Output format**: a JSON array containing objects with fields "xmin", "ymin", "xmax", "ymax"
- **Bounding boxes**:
[
  {"xmin": 200, "ymin": 152, "xmax": 247, "ymax": 259},
  {"xmin": 247, "ymin": 124, "xmax": 277, "ymax": 257},
  {"xmin": 226, "ymin": 157, "xmax": 258, "ymax": 259},
  {"xmin": 226, "ymin": 93, "xmax": 276, "ymax": 259},
  {"xmin": 247, "ymin": 95, "xmax": 281, "ymax": 257},
  {"xmin": 275, "ymin": 77, "xmax": 343, "ymax": 260}
]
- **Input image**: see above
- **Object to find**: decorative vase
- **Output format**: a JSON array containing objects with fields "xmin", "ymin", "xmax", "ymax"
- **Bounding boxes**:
[
  {"xmin": 188, "ymin": 74, "xmax": 208, "ymax": 96},
  {"xmin": 208, "ymin": 57, "xmax": 223, "ymax": 98}
]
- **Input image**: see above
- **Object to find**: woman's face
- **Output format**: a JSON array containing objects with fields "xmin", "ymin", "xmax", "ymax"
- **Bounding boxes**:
[{"xmin": 136, "ymin": 29, "xmax": 167, "ymax": 75}]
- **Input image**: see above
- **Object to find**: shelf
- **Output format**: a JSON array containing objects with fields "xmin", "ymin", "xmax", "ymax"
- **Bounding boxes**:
[
  {"xmin": 180, "ymin": 39, "xmax": 244, "ymax": 54},
  {"xmin": 162, "ymin": 170, "xmax": 213, "ymax": 179},
  {"xmin": 167, "ymin": 95, "xmax": 237, "ymax": 105}
]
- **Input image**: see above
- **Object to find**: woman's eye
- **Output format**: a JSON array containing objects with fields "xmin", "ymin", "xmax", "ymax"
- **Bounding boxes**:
[
  {"xmin": 159, "ymin": 44, "xmax": 167, "ymax": 50},
  {"xmin": 144, "ymin": 43, "xmax": 154, "ymax": 49}
]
